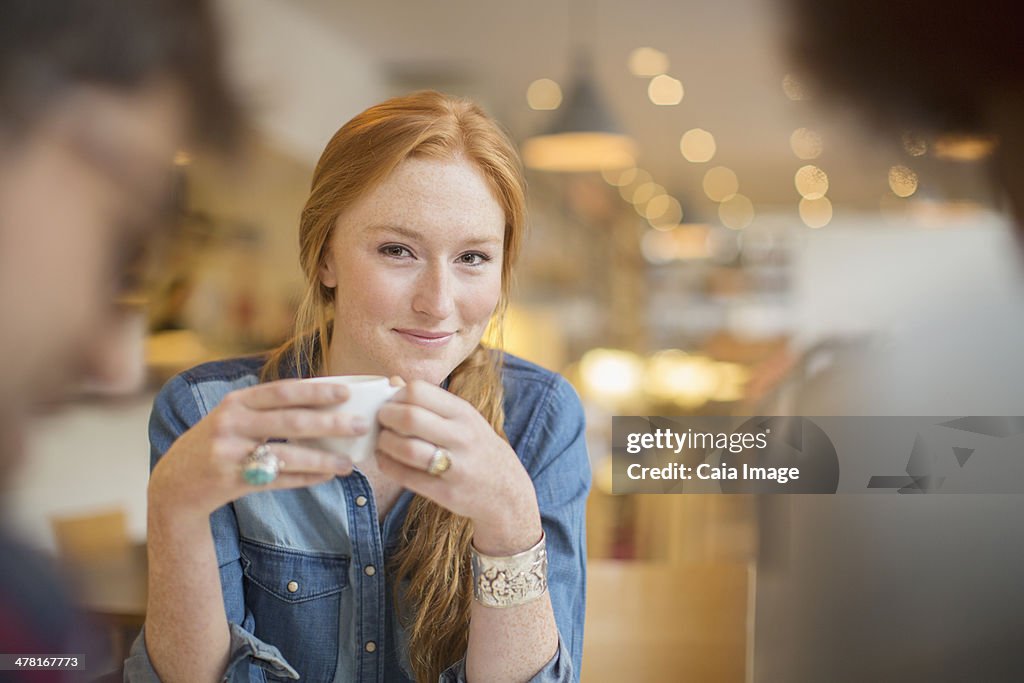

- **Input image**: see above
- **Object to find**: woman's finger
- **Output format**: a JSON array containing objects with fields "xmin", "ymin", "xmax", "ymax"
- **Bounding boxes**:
[
  {"xmin": 376, "ymin": 429, "xmax": 439, "ymax": 471},
  {"xmin": 377, "ymin": 402, "xmax": 451, "ymax": 444},
  {"xmin": 261, "ymin": 442, "xmax": 354, "ymax": 476},
  {"xmin": 390, "ymin": 379, "xmax": 464, "ymax": 419},
  {"xmin": 375, "ymin": 449, "xmax": 451, "ymax": 502},
  {"xmin": 234, "ymin": 379, "xmax": 351, "ymax": 411},
  {"xmin": 230, "ymin": 407, "xmax": 370, "ymax": 440}
]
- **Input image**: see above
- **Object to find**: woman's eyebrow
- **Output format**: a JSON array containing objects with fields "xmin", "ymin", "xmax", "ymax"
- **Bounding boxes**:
[
  {"xmin": 366, "ymin": 223, "xmax": 422, "ymax": 241},
  {"xmin": 366, "ymin": 223, "xmax": 502, "ymax": 246}
]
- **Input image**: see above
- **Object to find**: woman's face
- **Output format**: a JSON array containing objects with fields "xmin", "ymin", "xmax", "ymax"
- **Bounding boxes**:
[{"xmin": 320, "ymin": 155, "xmax": 506, "ymax": 384}]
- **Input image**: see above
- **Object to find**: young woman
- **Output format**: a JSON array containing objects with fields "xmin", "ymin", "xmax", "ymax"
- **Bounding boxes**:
[{"xmin": 126, "ymin": 91, "xmax": 590, "ymax": 683}]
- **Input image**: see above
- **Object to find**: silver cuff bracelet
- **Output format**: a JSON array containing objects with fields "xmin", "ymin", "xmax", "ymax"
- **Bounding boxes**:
[{"xmin": 470, "ymin": 531, "xmax": 548, "ymax": 608}]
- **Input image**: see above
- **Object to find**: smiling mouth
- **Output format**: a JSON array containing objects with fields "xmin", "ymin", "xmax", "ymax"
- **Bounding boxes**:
[{"xmin": 393, "ymin": 329, "xmax": 456, "ymax": 347}]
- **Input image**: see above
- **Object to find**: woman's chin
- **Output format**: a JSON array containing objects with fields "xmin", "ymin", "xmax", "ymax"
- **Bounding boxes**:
[{"xmin": 387, "ymin": 360, "xmax": 456, "ymax": 386}]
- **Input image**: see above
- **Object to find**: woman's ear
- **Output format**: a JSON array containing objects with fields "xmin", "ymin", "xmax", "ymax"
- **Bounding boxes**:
[{"xmin": 319, "ymin": 245, "xmax": 337, "ymax": 288}]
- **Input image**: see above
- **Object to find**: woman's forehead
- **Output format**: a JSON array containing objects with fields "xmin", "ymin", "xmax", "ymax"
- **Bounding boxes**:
[{"xmin": 339, "ymin": 156, "xmax": 506, "ymax": 242}]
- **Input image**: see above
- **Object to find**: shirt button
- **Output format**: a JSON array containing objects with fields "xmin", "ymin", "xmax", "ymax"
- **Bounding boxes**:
[
  {"xmin": 364, "ymin": 641, "xmax": 377, "ymax": 653},
  {"xmin": 286, "ymin": 581, "xmax": 299, "ymax": 593},
  {"xmin": 355, "ymin": 495, "xmax": 368, "ymax": 507},
  {"xmin": 364, "ymin": 565, "xmax": 376, "ymax": 577}
]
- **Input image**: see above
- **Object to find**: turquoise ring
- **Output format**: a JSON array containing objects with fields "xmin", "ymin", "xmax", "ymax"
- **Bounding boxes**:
[{"xmin": 242, "ymin": 443, "xmax": 281, "ymax": 486}]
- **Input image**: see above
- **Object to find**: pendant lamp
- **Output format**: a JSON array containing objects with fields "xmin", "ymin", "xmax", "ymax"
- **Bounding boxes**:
[{"xmin": 522, "ymin": 55, "xmax": 636, "ymax": 173}]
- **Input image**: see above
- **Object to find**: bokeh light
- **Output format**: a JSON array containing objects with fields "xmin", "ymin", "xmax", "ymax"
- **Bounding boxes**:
[
  {"xmin": 680, "ymin": 128, "xmax": 716, "ymax": 162},
  {"xmin": 901, "ymin": 132, "xmax": 927, "ymax": 157},
  {"xmin": 645, "ymin": 351, "xmax": 722, "ymax": 409},
  {"xmin": 601, "ymin": 166, "xmax": 636, "ymax": 186},
  {"xmin": 646, "ymin": 194, "xmax": 683, "ymax": 228},
  {"xmin": 789, "ymin": 128, "xmax": 822, "ymax": 159},
  {"xmin": 933, "ymin": 134, "xmax": 996, "ymax": 161},
  {"xmin": 799, "ymin": 196, "xmax": 833, "ymax": 228},
  {"xmin": 628, "ymin": 47, "xmax": 669, "ymax": 77},
  {"xmin": 782, "ymin": 73, "xmax": 809, "ymax": 101},
  {"xmin": 719, "ymin": 193, "xmax": 755, "ymax": 230},
  {"xmin": 579, "ymin": 348, "xmax": 645, "ymax": 406},
  {"xmin": 617, "ymin": 168, "xmax": 653, "ymax": 201},
  {"xmin": 888, "ymin": 165, "xmax": 918, "ymax": 197},
  {"xmin": 526, "ymin": 78, "xmax": 562, "ymax": 110},
  {"xmin": 794, "ymin": 164, "xmax": 829, "ymax": 199},
  {"xmin": 703, "ymin": 166, "xmax": 739, "ymax": 202},
  {"xmin": 648, "ymin": 74, "xmax": 684, "ymax": 105},
  {"xmin": 630, "ymin": 181, "xmax": 664, "ymax": 207},
  {"xmin": 641, "ymin": 226, "xmax": 712, "ymax": 263}
]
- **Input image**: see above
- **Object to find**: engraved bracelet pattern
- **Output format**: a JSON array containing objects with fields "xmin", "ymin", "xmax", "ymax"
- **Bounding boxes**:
[{"xmin": 470, "ymin": 531, "xmax": 548, "ymax": 608}]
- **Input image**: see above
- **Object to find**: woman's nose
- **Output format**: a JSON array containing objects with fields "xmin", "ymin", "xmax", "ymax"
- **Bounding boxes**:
[{"xmin": 411, "ymin": 263, "xmax": 456, "ymax": 320}]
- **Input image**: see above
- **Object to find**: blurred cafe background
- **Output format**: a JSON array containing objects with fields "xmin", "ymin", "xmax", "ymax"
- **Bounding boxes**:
[{"xmin": 11, "ymin": 0, "xmax": 1024, "ymax": 680}]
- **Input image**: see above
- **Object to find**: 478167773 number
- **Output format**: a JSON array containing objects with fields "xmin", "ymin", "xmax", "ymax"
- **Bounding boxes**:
[{"xmin": 1, "ymin": 655, "xmax": 83, "ymax": 670}]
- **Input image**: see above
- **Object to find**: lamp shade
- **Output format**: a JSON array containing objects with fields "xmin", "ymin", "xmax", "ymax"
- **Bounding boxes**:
[{"xmin": 523, "ymin": 68, "xmax": 636, "ymax": 172}]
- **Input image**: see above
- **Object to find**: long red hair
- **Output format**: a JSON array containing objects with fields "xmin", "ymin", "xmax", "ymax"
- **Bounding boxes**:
[{"xmin": 261, "ymin": 91, "xmax": 527, "ymax": 682}]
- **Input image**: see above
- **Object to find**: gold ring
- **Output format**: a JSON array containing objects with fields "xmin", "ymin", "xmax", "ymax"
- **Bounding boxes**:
[{"xmin": 426, "ymin": 447, "xmax": 453, "ymax": 476}]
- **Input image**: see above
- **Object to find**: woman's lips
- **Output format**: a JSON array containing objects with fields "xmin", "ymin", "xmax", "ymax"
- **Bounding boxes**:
[{"xmin": 393, "ymin": 328, "xmax": 455, "ymax": 347}]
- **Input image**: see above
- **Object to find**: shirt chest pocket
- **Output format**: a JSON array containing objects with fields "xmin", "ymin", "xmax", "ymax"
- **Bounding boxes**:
[
  {"xmin": 239, "ymin": 540, "xmax": 350, "ymax": 681},
  {"xmin": 240, "ymin": 539, "xmax": 349, "ymax": 602}
]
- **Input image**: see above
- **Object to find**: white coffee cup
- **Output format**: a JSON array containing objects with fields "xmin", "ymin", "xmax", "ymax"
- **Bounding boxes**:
[{"xmin": 300, "ymin": 375, "xmax": 400, "ymax": 462}]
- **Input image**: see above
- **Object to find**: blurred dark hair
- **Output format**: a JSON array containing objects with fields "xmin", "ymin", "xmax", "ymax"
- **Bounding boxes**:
[
  {"xmin": 0, "ymin": 0, "xmax": 240, "ymax": 148},
  {"xmin": 786, "ymin": 0, "xmax": 1023, "ymax": 136}
]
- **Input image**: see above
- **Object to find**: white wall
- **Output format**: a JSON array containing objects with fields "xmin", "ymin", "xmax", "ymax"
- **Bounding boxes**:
[
  {"xmin": 790, "ymin": 211, "xmax": 1024, "ymax": 347},
  {"xmin": 9, "ymin": 395, "xmax": 155, "ymax": 552},
  {"xmin": 217, "ymin": 0, "xmax": 387, "ymax": 162}
]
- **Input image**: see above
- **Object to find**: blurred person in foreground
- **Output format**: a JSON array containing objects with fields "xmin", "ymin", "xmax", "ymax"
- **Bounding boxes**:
[
  {"xmin": 0, "ymin": 0, "xmax": 238, "ymax": 677},
  {"xmin": 125, "ymin": 91, "xmax": 589, "ymax": 683},
  {"xmin": 752, "ymin": 2, "xmax": 1024, "ymax": 681}
]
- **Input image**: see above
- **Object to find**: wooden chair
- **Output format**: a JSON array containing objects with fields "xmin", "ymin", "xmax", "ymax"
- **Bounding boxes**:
[
  {"xmin": 51, "ymin": 508, "xmax": 130, "ymax": 562},
  {"xmin": 50, "ymin": 508, "xmax": 145, "ymax": 677}
]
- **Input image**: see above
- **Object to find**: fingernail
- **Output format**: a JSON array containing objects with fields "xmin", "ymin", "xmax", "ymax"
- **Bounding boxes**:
[{"xmin": 351, "ymin": 416, "xmax": 368, "ymax": 432}]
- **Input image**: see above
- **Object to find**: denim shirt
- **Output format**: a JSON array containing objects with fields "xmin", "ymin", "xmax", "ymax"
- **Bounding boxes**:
[{"xmin": 124, "ymin": 353, "xmax": 590, "ymax": 683}]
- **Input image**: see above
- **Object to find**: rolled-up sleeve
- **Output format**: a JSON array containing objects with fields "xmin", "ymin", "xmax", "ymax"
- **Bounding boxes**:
[
  {"xmin": 439, "ymin": 374, "xmax": 591, "ymax": 683},
  {"xmin": 124, "ymin": 619, "xmax": 299, "ymax": 682},
  {"xmin": 123, "ymin": 374, "xmax": 300, "ymax": 682}
]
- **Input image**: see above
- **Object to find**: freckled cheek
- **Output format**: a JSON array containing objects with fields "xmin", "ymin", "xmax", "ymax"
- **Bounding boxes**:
[
  {"xmin": 334, "ymin": 262, "xmax": 407, "ymax": 326},
  {"xmin": 459, "ymin": 275, "xmax": 503, "ymax": 327}
]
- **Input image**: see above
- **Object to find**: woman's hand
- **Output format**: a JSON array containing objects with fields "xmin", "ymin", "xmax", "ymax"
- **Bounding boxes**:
[
  {"xmin": 148, "ymin": 379, "xmax": 366, "ymax": 520},
  {"xmin": 375, "ymin": 379, "xmax": 543, "ymax": 555}
]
